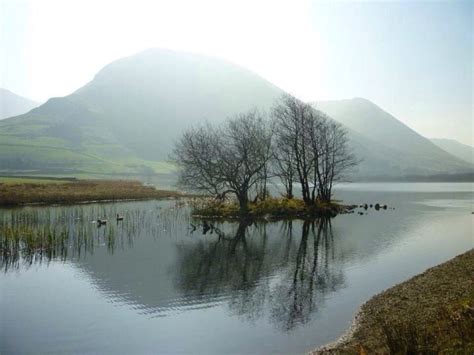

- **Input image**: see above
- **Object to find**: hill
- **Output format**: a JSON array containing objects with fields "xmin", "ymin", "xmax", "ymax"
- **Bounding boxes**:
[
  {"xmin": 0, "ymin": 49, "xmax": 282, "ymax": 177},
  {"xmin": 430, "ymin": 138, "xmax": 473, "ymax": 164},
  {"xmin": 0, "ymin": 49, "xmax": 471, "ymax": 180},
  {"xmin": 313, "ymin": 98, "xmax": 472, "ymax": 178},
  {"xmin": 0, "ymin": 88, "xmax": 38, "ymax": 119}
]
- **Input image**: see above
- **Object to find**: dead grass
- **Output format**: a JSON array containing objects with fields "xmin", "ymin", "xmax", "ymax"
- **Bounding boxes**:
[
  {"xmin": 312, "ymin": 249, "xmax": 474, "ymax": 354},
  {"xmin": 192, "ymin": 197, "xmax": 347, "ymax": 219},
  {"xmin": 0, "ymin": 180, "xmax": 184, "ymax": 206}
]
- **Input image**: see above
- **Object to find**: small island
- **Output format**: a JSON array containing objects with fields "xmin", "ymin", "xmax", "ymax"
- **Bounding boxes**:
[
  {"xmin": 191, "ymin": 197, "xmax": 351, "ymax": 219},
  {"xmin": 172, "ymin": 95, "xmax": 358, "ymax": 219}
]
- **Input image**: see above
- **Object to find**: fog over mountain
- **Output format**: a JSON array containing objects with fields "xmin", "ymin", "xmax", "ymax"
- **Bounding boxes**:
[
  {"xmin": 313, "ymin": 98, "xmax": 472, "ymax": 178},
  {"xmin": 0, "ymin": 49, "xmax": 471, "ymax": 179},
  {"xmin": 0, "ymin": 88, "xmax": 39, "ymax": 119},
  {"xmin": 430, "ymin": 138, "xmax": 473, "ymax": 165}
]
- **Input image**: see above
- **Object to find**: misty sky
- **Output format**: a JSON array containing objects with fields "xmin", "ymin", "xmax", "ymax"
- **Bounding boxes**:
[{"xmin": 1, "ymin": 0, "xmax": 472, "ymax": 145}]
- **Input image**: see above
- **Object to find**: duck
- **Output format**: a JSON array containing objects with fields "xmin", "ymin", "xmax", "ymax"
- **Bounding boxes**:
[
  {"xmin": 97, "ymin": 218, "xmax": 108, "ymax": 225},
  {"xmin": 116, "ymin": 214, "xmax": 124, "ymax": 221}
]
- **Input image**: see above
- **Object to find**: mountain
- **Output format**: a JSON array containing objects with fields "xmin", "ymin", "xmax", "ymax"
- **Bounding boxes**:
[
  {"xmin": 312, "ymin": 98, "xmax": 472, "ymax": 178},
  {"xmin": 430, "ymin": 138, "xmax": 473, "ymax": 164},
  {"xmin": 0, "ymin": 88, "xmax": 38, "ymax": 119},
  {"xmin": 0, "ymin": 49, "xmax": 282, "ymax": 176},
  {"xmin": 0, "ymin": 49, "xmax": 471, "ymax": 179}
]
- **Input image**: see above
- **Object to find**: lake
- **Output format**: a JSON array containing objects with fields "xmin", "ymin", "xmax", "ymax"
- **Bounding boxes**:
[{"xmin": 0, "ymin": 183, "xmax": 472, "ymax": 354}]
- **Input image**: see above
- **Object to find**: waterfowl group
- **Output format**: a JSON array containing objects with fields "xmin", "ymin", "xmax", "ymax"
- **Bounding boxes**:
[{"xmin": 96, "ymin": 214, "xmax": 124, "ymax": 226}]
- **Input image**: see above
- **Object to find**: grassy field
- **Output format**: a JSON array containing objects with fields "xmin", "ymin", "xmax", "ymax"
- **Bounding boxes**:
[
  {"xmin": 313, "ymin": 249, "xmax": 474, "ymax": 354},
  {"xmin": 0, "ymin": 179, "xmax": 183, "ymax": 206},
  {"xmin": 0, "ymin": 139, "xmax": 177, "ymax": 177}
]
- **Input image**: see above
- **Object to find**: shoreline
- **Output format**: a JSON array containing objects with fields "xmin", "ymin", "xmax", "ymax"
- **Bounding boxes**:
[{"xmin": 310, "ymin": 249, "xmax": 474, "ymax": 354}]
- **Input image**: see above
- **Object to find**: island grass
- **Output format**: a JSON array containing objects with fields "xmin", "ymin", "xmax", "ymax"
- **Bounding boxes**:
[
  {"xmin": 0, "ymin": 179, "xmax": 183, "ymax": 206},
  {"xmin": 191, "ymin": 197, "xmax": 349, "ymax": 219},
  {"xmin": 313, "ymin": 249, "xmax": 474, "ymax": 354}
]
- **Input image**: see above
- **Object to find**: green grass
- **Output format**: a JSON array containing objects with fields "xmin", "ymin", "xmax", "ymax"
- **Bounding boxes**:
[
  {"xmin": 0, "ymin": 140, "xmax": 177, "ymax": 176},
  {"xmin": 0, "ymin": 111, "xmax": 178, "ymax": 177}
]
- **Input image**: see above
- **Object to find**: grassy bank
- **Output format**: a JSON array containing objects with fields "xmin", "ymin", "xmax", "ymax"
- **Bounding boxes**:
[
  {"xmin": 313, "ymin": 249, "xmax": 474, "ymax": 354},
  {"xmin": 192, "ymin": 197, "xmax": 351, "ymax": 219},
  {"xmin": 0, "ymin": 179, "xmax": 183, "ymax": 206}
]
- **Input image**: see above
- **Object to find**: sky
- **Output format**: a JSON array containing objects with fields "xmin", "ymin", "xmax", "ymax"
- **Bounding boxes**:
[{"xmin": 1, "ymin": 0, "xmax": 472, "ymax": 145}]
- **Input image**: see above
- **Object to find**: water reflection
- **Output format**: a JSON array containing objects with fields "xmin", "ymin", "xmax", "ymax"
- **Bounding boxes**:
[
  {"xmin": 0, "ymin": 201, "xmax": 188, "ymax": 272},
  {"xmin": 1, "ymin": 201, "xmax": 345, "ymax": 331},
  {"xmin": 1, "ymin": 187, "xmax": 473, "ymax": 354},
  {"xmin": 175, "ymin": 218, "xmax": 343, "ymax": 330},
  {"xmin": 271, "ymin": 220, "xmax": 344, "ymax": 331}
]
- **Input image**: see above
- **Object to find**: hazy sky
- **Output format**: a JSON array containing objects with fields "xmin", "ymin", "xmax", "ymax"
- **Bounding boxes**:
[{"xmin": 1, "ymin": 0, "xmax": 472, "ymax": 145}]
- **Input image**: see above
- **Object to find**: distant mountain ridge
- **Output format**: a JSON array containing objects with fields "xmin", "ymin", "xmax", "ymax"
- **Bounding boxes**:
[
  {"xmin": 312, "ymin": 98, "xmax": 472, "ymax": 178},
  {"xmin": 430, "ymin": 138, "xmax": 473, "ymax": 164},
  {"xmin": 0, "ymin": 88, "xmax": 38, "ymax": 119},
  {"xmin": 0, "ymin": 48, "xmax": 472, "ymax": 179}
]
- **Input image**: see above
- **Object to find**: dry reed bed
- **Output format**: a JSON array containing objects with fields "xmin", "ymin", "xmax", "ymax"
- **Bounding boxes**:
[{"xmin": 0, "ymin": 180, "xmax": 182, "ymax": 206}]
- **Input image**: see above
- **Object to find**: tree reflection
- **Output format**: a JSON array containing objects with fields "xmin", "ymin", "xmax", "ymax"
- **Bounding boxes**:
[
  {"xmin": 175, "ymin": 218, "xmax": 345, "ymax": 331},
  {"xmin": 175, "ymin": 220, "xmax": 268, "ymax": 298},
  {"xmin": 270, "ymin": 219, "xmax": 344, "ymax": 331}
]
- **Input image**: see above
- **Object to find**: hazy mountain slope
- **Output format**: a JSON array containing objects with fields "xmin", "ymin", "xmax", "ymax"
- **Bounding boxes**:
[
  {"xmin": 0, "ymin": 49, "xmax": 282, "ymax": 175},
  {"xmin": 71, "ymin": 48, "xmax": 284, "ymax": 160},
  {"xmin": 313, "ymin": 98, "xmax": 472, "ymax": 176},
  {"xmin": 0, "ymin": 88, "xmax": 38, "ymax": 119},
  {"xmin": 0, "ymin": 49, "xmax": 471, "ymax": 178},
  {"xmin": 430, "ymin": 138, "xmax": 473, "ymax": 164}
]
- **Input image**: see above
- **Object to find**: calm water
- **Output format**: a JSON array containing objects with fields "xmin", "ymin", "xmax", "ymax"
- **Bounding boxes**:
[{"xmin": 0, "ymin": 183, "xmax": 472, "ymax": 354}]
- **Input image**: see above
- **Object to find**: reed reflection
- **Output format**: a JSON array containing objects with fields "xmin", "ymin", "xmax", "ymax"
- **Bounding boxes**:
[{"xmin": 0, "ymin": 202, "xmax": 182, "ymax": 272}]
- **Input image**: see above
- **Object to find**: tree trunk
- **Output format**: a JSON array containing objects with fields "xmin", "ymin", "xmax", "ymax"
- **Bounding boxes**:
[
  {"xmin": 287, "ymin": 181, "xmax": 293, "ymax": 199},
  {"xmin": 238, "ymin": 192, "xmax": 249, "ymax": 215}
]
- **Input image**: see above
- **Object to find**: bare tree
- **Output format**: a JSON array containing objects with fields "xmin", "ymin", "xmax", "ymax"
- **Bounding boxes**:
[
  {"xmin": 314, "ymin": 120, "xmax": 357, "ymax": 202},
  {"xmin": 273, "ymin": 94, "xmax": 358, "ymax": 204},
  {"xmin": 172, "ymin": 110, "xmax": 273, "ymax": 214},
  {"xmin": 272, "ymin": 138, "xmax": 296, "ymax": 199},
  {"xmin": 272, "ymin": 94, "xmax": 315, "ymax": 205}
]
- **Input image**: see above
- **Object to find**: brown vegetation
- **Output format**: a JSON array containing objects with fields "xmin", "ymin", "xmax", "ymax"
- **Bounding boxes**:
[
  {"xmin": 191, "ymin": 197, "xmax": 348, "ymax": 219},
  {"xmin": 312, "ymin": 249, "xmax": 474, "ymax": 354},
  {"xmin": 0, "ymin": 180, "xmax": 183, "ymax": 206}
]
